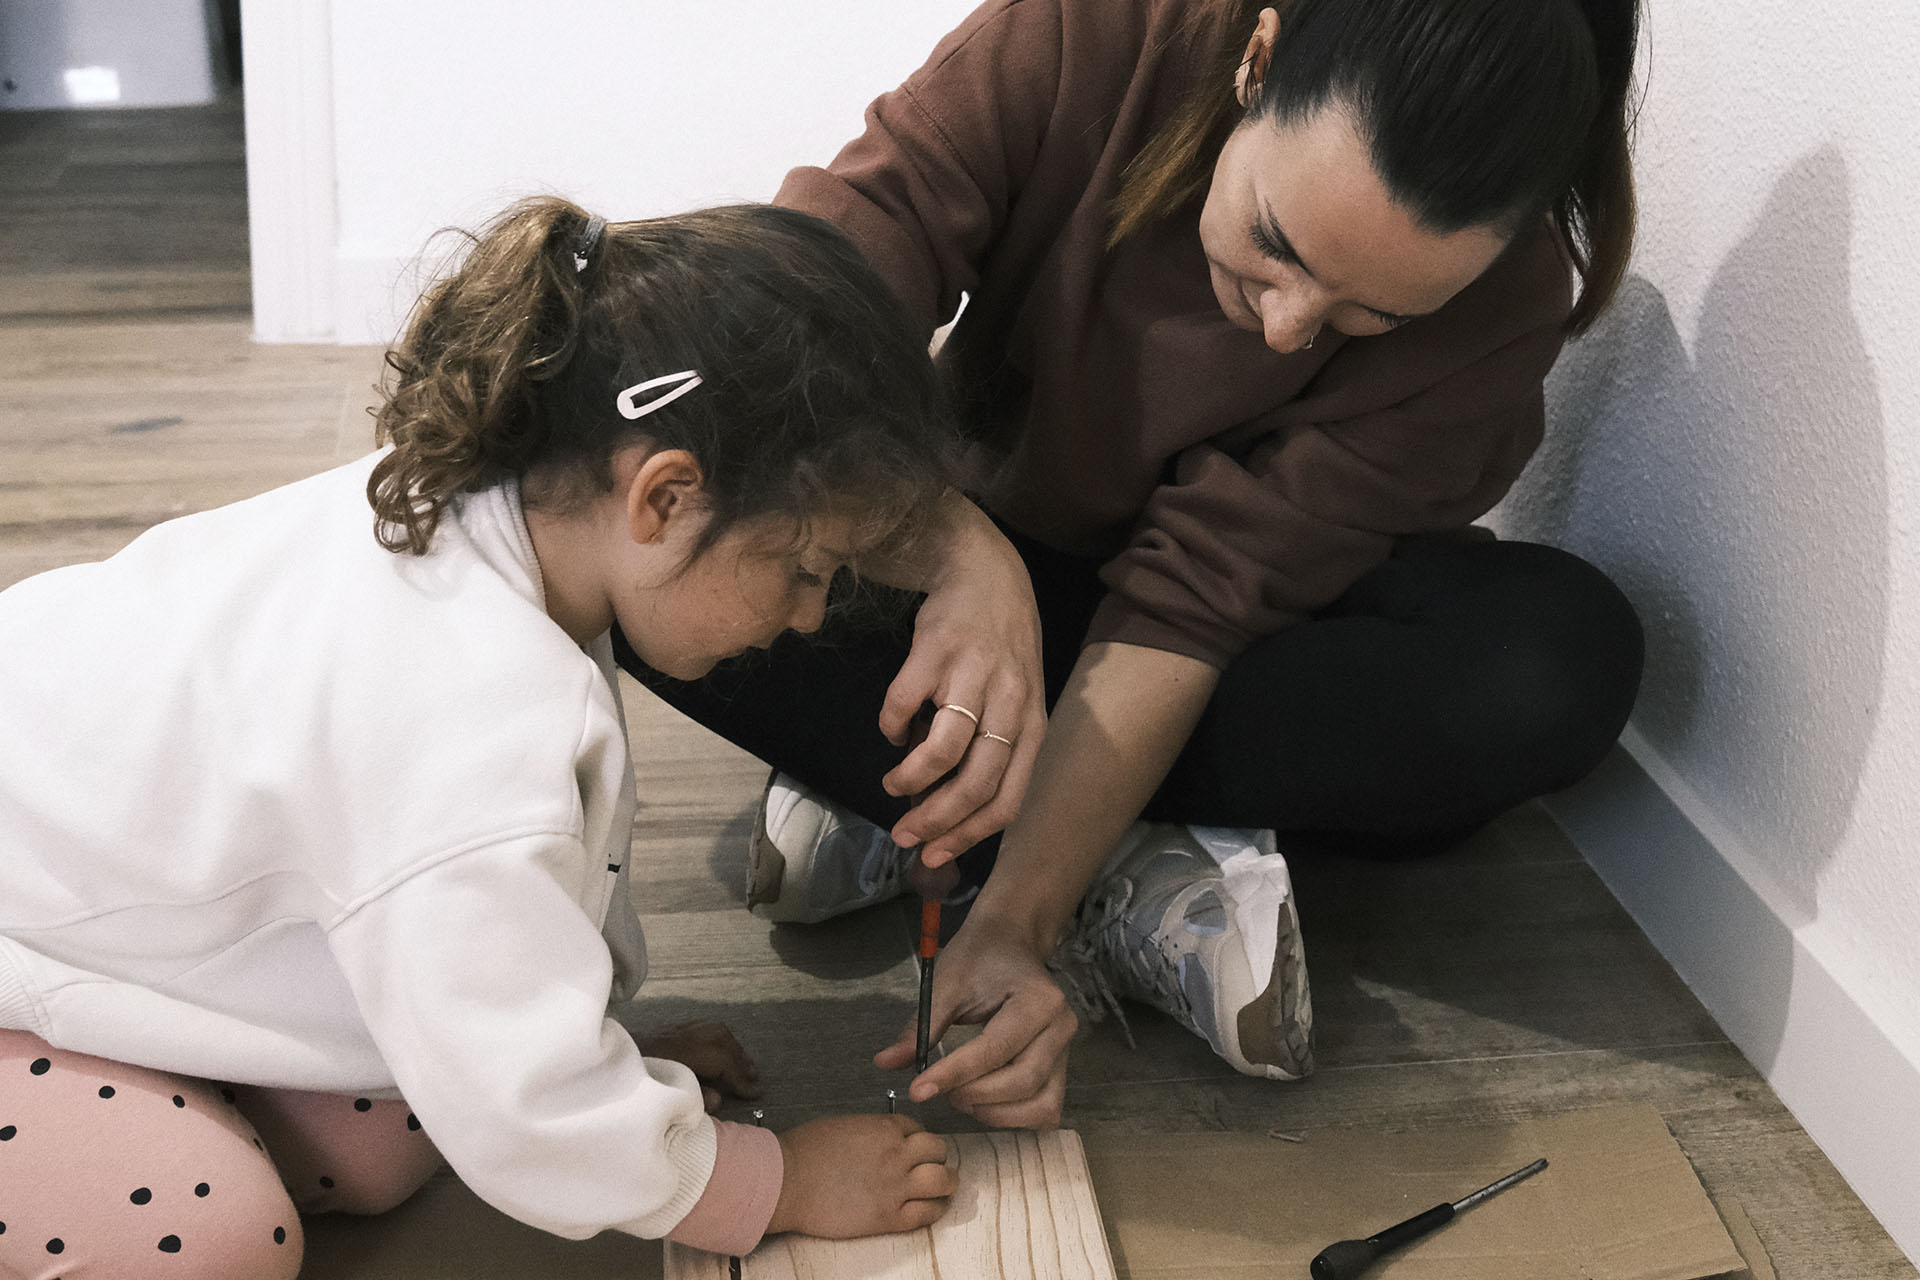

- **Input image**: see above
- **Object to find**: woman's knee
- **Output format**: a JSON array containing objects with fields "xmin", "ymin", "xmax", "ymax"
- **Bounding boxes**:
[{"xmin": 1465, "ymin": 542, "xmax": 1644, "ymax": 776}]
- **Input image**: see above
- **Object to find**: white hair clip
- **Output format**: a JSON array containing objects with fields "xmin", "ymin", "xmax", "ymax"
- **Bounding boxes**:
[{"xmin": 615, "ymin": 370, "xmax": 702, "ymax": 420}]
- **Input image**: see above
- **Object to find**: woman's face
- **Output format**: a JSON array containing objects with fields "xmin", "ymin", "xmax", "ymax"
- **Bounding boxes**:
[{"xmin": 1197, "ymin": 104, "xmax": 1512, "ymax": 353}]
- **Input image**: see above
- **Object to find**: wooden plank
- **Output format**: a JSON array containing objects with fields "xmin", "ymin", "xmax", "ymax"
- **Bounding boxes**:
[{"xmin": 664, "ymin": 1130, "xmax": 1116, "ymax": 1280}]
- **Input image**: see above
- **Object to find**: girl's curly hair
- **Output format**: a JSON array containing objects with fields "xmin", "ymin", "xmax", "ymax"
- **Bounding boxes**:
[{"xmin": 369, "ymin": 198, "xmax": 957, "ymax": 570}]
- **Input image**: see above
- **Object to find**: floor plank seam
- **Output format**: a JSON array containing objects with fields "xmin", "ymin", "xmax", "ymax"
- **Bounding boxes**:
[
  {"xmin": 1311, "ymin": 1039, "xmax": 1740, "ymax": 1072},
  {"xmin": 1061, "ymin": 1039, "xmax": 1742, "ymax": 1096}
]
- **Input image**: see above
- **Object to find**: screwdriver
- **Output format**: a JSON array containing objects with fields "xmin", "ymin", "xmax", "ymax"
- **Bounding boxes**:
[
  {"xmin": 1309, "ymin": 1158, "xmax": 1547, "ymax": 1280},
  {"xmin": 914, "ymin": 898, "xmax": 940, "ymax": 1073}
]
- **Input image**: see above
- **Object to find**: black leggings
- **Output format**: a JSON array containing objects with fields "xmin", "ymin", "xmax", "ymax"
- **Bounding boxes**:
[{"xmin": 617, "ymin": 528, "xmax": 1644, "ymax": 868}]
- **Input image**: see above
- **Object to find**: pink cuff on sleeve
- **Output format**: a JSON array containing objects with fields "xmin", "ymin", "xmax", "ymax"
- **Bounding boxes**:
[{"xmin": 665, "ymin": 1119, "xmax": 784, "ymax": 1256}]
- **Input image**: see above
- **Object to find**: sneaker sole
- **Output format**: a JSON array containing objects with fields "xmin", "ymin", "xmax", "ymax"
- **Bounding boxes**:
[
  {"xmin": 1192, "ymin": 827, "xmax": 1314, "ymax": 1081},
  {"xmin": 745, "ymin": 791, "xmax": 788, "ymax": 913},
  {"xmin": 747, "ymin": 773, "xmax": 838, "ymax": 924},
  {"xmin": 1230, "ymin": 896, "xmax": 1314, "ymax": 1080},
  {"xmin": 746, "ymin": 773, "xmax": 905, "ymax": 925}
]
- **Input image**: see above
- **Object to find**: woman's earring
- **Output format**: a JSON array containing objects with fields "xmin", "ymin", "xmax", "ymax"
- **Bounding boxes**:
[
  {"xmin": 1237, "ymin": 9, "xmax": 1280, "ymax": 109},
  {"xmin": 1235, "ymin": 57, "xmax": 1262, "ymax": 109}
]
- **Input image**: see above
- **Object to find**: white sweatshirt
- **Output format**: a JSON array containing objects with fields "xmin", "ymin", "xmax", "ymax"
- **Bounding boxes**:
[{"xmin": 0, "ymin": 453, "xmax": 745, "ymax": 1243}]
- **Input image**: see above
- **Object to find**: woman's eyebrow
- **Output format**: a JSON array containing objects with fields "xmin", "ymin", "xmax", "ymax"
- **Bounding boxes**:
[
  {"xmin": 1253, "ymin": 207, "xmax": 1317, "ymax": 276},
  {"xmin": 1256, "ymin": 204, "xmax": 1425, "ymax": 327}
]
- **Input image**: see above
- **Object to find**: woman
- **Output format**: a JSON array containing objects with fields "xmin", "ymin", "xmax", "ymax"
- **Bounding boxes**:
[{"xmin": 623, "ymin": 0, "xmax": 1644, "ymax": 1126}]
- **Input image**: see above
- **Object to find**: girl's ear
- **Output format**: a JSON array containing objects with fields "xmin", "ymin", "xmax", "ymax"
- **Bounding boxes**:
[{"xmin": 620, "ymin": 447, "xmax": 706, "ymax": 547}]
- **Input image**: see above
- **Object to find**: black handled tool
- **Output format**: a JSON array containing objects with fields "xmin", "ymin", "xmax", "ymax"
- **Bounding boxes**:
[
  {"xmin": 915, "ymin": 898, "xmax": 941, "ymax": 1072},
  {"xmin": 1308, "ymin": 1157, "xmax": 1547, "ymax": 1280}
]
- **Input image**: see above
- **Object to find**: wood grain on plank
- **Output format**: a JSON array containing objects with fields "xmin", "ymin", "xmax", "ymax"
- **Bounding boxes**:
[{"xmin": 665, "ymin": 1130, "xmax": 1116, "ymax": 1280}]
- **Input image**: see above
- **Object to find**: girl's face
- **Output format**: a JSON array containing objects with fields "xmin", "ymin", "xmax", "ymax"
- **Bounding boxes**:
[
  {"xmin": 614, "ymin": 511, "xmax": 852, "ymax": 682},
  {"xmin": 1197, "ymin": 104, "xmax": 1512, "ymax": 353}
]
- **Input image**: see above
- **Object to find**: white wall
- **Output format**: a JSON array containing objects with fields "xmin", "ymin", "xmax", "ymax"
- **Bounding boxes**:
[
  {"xmin": 308, "ymin": 0, "xmax": 977, "ymax": 345},
  {"xmin": 1492, "ymin": 0, "xmax": 1920, "ymax": 1257}
]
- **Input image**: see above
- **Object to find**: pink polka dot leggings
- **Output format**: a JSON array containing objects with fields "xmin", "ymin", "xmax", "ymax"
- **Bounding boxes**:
[{"xmin": 0, "ymin": 1029, "xmax": 445, "ymax": 1280}]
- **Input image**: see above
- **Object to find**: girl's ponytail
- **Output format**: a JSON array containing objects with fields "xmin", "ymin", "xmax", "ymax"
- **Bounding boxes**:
[
  {"xmin": 1558, "ymin": 0, "xmax": 1640, "ymax": 333},
  {"xmin": 369, "ymin": 197, "xmax": 595, "ymax": 554}
]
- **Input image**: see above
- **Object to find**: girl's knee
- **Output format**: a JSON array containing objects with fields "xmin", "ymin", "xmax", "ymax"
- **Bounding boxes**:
[
  {"xmin": 121, "ymin": 1159, "xmax": 307, "ymax": 1280},
  {"xmin": 234, "ymin": 1087, "xmax": 443, "ymax": 1217},
  {"xmin": 307, "ymin": 1157, "xmax": 440, "ymax": 1216},
  {"xmin": 0, "ymin": 1033, "xmax": 304, "ymax": 1280}
]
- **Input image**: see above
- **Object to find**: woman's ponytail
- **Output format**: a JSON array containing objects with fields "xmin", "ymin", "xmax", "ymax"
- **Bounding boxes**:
[
  {"xmin": 1112, "ymin": 0, "xmax": 1642, "ymax": 335},
  {"xmin": 368, "ymin": 197, "xmax": 595, "ymax": 554},
  {"xmin": 1558, "ymin": 0, "xmax": 1640, "ymax": 333}
]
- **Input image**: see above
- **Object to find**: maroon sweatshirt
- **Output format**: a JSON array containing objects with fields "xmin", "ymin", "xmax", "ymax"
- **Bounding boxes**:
[{"xmin": 776, "ymin": 0, "xmax": 1573, "ymax": 668}]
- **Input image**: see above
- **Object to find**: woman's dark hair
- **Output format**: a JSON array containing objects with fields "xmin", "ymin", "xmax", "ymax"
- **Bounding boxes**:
[
  {"xmin": 1110, "ymin": 0, "xmax": 1639, "ymax": 333},
  {"xmin": 369, "ymin": 197, "xmax": 956, "ymax": 561}
]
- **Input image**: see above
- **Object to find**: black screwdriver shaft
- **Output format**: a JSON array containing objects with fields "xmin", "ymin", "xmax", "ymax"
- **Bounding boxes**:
[{"xmin": 1309, "ymin": 1158, "xmax": 1547, "ymax": 1280}]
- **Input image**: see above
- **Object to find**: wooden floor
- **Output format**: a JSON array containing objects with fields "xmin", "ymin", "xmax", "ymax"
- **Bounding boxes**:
[
  {"xmin": 0, "ymin": 97, "xmax": 250, "ymax": 324},
  {"xmin": 1, "ymin": 102, "xmax": 1912, "ymax": 1280}
]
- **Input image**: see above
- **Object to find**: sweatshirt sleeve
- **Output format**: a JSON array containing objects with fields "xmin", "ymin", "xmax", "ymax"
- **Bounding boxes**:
[
  {"xmin": 774, "ymin": 0, "xmax": 1072, "ymax": 333},
  {"xmin": 1087, "ymin": 236, "xmax": 1575, "ymax": 667},
  {"xmin": 324, "ymin": 833, "xmax": 765, "ymax": 1246},
  {"xmin": 666, "ymin": 1119, "xmax": 784, "ymax": 1255}
]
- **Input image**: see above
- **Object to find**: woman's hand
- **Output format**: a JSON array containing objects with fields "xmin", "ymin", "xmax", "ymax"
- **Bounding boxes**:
[
  {"xmin": 873, "ymin": 911, "xmax": 1075, "ymax": 1129},
  {"xmin": 629, "ymin": 1019, "xmax": 762, "ymax": 1113},
  {"xmin": 766, "ymin": 1115, "xmax": 956, "ymax": 1237},
  {"xmin": 869, "ymin": 643, "xmax": 1225, "ymax": 1128},
  {"xmin": 875, "ymin": 495, "xmax": 1046, "ymax": 866}
]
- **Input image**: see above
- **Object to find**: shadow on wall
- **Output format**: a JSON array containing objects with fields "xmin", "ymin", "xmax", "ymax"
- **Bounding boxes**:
[{"xmin": 1499, "ymin": 146, "xmax": 1889, "ymax": 930}]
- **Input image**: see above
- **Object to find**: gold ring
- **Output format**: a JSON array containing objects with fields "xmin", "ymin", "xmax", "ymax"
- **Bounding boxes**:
[
  {"xmin": 978, "ymin": 732, "xmax": 1017, "ymax": 749},
  {"xmin": 937, "ymin": 703, "xmax": 980, "ymax": 728}
]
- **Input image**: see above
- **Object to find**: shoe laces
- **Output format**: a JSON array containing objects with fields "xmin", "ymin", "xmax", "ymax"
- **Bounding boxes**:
[
  {"xmin": 1052, "ymin": 873, "xmax": 1196, "ymax": 1043},
  {"xmin": 854, "ymin": 830, "xmax": 916, "ymax": 899}
]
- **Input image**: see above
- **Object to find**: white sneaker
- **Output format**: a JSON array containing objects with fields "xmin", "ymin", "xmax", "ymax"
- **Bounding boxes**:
[
  {"xmin": 1055, "ymin": 822, "xmax": 1314, "ymax": 1080},
  {"xmin": 747, "ymin": 773, "xmax": 917, "ymax": 923}
]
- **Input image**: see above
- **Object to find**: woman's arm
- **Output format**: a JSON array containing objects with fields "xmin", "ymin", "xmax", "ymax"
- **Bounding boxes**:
[
  {"xmin": 855, "ymin": 490, "xmax": 1048, "ymax": 863},
  {"xmin": 962, "ymin": 640, "xmax": 1218, "ymax": 947},
  {"xmin": 875, "ymin": 639, "xmax": 1219, "ymax": 1127},
  {"xmin": 775, "ymin": 0, "xmax": 1174, "ymax": 854},
  {"xmin": 776, "ymin": 0, "xmax": 1133, "ymax": 334}
]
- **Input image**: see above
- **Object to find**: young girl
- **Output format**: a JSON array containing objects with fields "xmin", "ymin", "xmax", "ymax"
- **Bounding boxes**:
[{"xmin": 0, "ymin": 198, "xmax": 958, "ymax": 1278}]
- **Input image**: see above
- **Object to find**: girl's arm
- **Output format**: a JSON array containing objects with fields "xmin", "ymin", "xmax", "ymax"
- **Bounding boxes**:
[
  {"xmin": 875, "ymin": 640, "xmax": 1221, "ymax": 1127},
  {"xmin": 326, "ymin": 836, "xmax": 950, "ymax": 1248}
]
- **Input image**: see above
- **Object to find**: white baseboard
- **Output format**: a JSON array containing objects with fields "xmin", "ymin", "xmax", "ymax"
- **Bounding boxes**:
[{"xmin": 1545, "ymin": 730, "xmax": 1920, "ymax": 1264}]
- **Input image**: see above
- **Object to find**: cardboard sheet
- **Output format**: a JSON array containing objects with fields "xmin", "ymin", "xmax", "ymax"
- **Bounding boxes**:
[{"xmin": 1083, "ymin": 1104, "xmax": 1753, "ymax": 1279}]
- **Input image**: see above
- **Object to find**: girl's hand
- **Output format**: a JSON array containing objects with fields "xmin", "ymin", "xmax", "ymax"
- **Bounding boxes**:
[
  {"xmin": 878, "ymin": 500, "xmax": 1046, "ymax": 866},
  {"xmin": 874, "ymin": 912, "xmax": 1074, "ymax": 1129},
  {"xmin": 630, "ymin": 1019, "xmax": 762, "ymax": 1113},
  {"xmin": 766, "ymin": 1115, "xmax": 956, "ymax": 1237}
]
